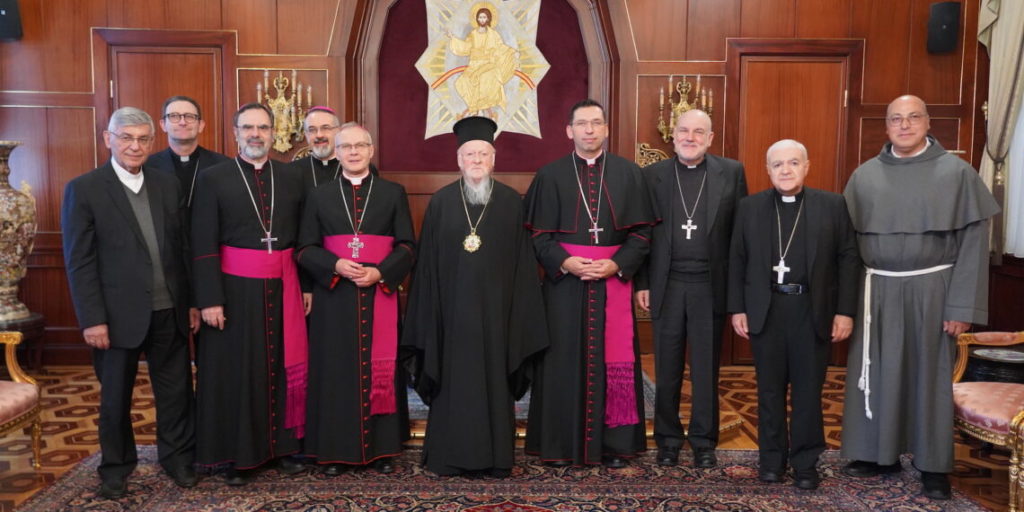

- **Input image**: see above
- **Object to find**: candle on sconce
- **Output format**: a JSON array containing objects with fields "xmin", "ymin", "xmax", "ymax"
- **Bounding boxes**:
[
  {"xmin": 263, "ymin": 69, "xmax": 269, "ymax": 94},
  {"xmin": 296, "ymin": 82, "xmax": 302, "ymax": 108},
  {"xmin": 257, "ymin": 82, "xmax": 262, "ymax": 102},
  {"xmin": 307, "ymin": 85, "xmax": 312, "ymax": 107},
  {"xmin": 291, "ymin": 69, "xmax": 297, "ymax": 91},
  {"xmin": 696, "ymin": 74, "xmax": 702, "ymax": 96},
  {"xmin": 701, "ymin": 89, "xmax": 707, "ymax": 110},
  {"xmin": 659, "ymin": 86, "xmax": 665, "ymax": 109},
  {"xmin": 709, "ymin": 89, "xmax": 714, "ymax": 110}
]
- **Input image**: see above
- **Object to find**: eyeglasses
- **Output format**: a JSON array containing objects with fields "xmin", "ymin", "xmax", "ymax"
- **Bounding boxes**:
[
  {"xmin": 110, "ymin": 132, "xmax": 154, "ymax": 146},
  {"xmin": 337, "ymin": 142, "xmax": 372, "ymax": 151},
  {"xmin": 572, "ymin": 120, "xmax": 606, "ymax": 129},
  {"xmin": 163, "ymin": 112, "xmax": 200, "ymax": 123},
  {"xmin": 886, "ymin": 112, "xmax": 928, "ymax": 126},
  {"xmin": 306, "ymin": 124, "xmax": 338, "ymax": 136},
  {"xmin": 238, "ymin": 124, "xmax": 272, "ymax": 133}
]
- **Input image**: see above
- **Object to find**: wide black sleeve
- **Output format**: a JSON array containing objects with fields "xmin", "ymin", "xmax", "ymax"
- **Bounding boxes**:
[
  {"xmin": 61, "ymin": 177, "xmax": 107, "ymax": 329},
  {"xmin": 610, "ymin": 167, "xmax": 654, "ymax": 280},
  {"xmin": 523, "ymin": 173, "xmax": 573, "ymax": 280},
  {"xmin": 632, "ymin": 166, "xmax": 660, "ymax": 291},
  {"xmin": 400, "ymin": 196, "xmax": 444, "ymax": 405},
  {"xmin": 506, "ymin": 205, "xmax": 550, "ymax": 399},
  {"xmin": 190, "ymin": 169, "xmax": 225, "ymax": 309}
]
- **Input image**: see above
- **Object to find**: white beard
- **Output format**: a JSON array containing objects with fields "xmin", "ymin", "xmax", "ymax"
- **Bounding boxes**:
[
  {"xmin": 463, "ymin": 178, "xmax": 492, "ymax": 205},
  {"xmin": 310, "ymin": 143, "xmax": 333, "ymax": 160}
]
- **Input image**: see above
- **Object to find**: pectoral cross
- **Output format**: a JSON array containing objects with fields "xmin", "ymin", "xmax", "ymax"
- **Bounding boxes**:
[
  {"xmin": 681, "ymin": 219, "xmax": 698, "ymax": 240},
  {"xmin": 261, "ymin": 232, "xmax": 278, "ymax": 254},
  {"xmin": 588, "ymin": 224, "xmax": 604, "ymax": 244},
  {"xmin": 772, "ymin": 258, "xmax": 791, "ymax": 284},
  {"xmin": 348, "ymin": 236, "xmax": 365, "ymax": 258}
]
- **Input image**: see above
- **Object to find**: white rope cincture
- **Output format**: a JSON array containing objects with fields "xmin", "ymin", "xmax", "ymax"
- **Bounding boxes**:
[{"xmin": 858, "ymin": 264, "xmax": 954, "ymax": 420}]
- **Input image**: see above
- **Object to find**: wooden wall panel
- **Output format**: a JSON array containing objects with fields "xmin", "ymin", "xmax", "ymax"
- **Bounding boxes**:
[
  {"xmin": 276, "ymin": 0, "xmax": 339, "ymax": 55},
  {"xmin": 2, "ymin": 108, "xmax": 48, "ymax": 226},
  {"xmin": 686, "ymin": 0, "xmax": 740, "ymax": 61},
  {"xmin": 851, "ymin": 0, "xmax": 913, "ymax": 104},
  {"xmin": 222, "ymin": 0, "xmax": 279, "ymax": 54},
  {"xmin": 740, "ymin": 0, "xmax": 795, "ymax": 38},
  {"xmin": 626, "ymin": 0, "xmax": 688, "ymax": 62},
  {"xmin": 906, "ymin": 0, "xmax": 964, "ymax": 105},
  {"xmin": 795, "ymin": 0, "xmax": 851, "ymax": 38},
  {"xmin": 43, "ymin": 109, "xmax": 97, "ymax": 231},
  {"xmin": 106, "ymin": 0, "xmax": 222, "ymax": 30},
  {"xmin": 0, "ymin": 0, "xmax": 106, "ymax": 92}
]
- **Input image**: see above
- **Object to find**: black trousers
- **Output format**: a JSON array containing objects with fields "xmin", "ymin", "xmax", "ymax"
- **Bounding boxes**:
[
  {"xmin": 749, "ymin": 292, "xmax": 828, "ymax": 472},
  {"xmin": 652, "ymin": 275, "xmax": 723, "ymax": 451},
  {"xmin": 92, "ymin": 309, "xmax": 195, "ymax": 481}
]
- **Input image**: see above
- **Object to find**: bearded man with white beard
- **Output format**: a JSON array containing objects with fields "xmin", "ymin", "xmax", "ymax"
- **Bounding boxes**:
[
  {"xmin": 402, "ymin": 116, "xmax": 549, "ymax": 477},
  {"xmin": 191, "ymin": 103, "xmax": 310, "ymax": 485}
]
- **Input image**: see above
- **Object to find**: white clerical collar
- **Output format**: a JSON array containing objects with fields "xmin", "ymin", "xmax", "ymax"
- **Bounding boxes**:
[
  {"xmin": 239, "ymin": 156, "xmax": 266, "ymax": 171},
  {"xmin": 577, "ymin": 150, "xmax": 603, "ymax": 166},
  {"xmin": 781, "ymin": 195, "xmax": 797, "ymax": 203},
  {"xmin": 179, "ymin": 154, "xmax": 190, "ymax": 163},
  {"xmin": 111, "ymin": 158, "xmax": 144, "ymax": 194},
  {"xmin": 344, "ymin": 172, "xmax": 369, "ymax": 186},
  {"xmin": 892, "ymin": 138, "xmax": 931, "ymax": 158},
  {"xmin": 319, "ymin": 157, "xmax": 331, "ymax": 166}
]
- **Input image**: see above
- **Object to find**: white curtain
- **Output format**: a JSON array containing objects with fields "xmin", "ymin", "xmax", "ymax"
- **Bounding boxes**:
[
  {"xmin": 978, "ymin": 0, "xmax": 1024, "ymax": 255},
  {"xmin": 1007, "ymin": 109, "xmax": 1024, "ymax": 256}
]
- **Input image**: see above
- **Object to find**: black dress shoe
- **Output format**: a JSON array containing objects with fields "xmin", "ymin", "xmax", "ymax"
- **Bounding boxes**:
[
  {"xmin": 322, "ymin": 464, "xmax": 345, "ymax": 476},
  {"xmin": 602, "ymin": 456, "xmax": 627, "ymax": 468},
  {"xmin": 167, "ymin": 465, "xmax": 198, "ymax": 488},
  {"xmin": 221, "ymin": 467, "xmax": 250, "ymax": 486},
  {"xmin": 693, "ymin": 448, "xmax": 717, "ymax": 468},
  {"xmin": 99, "ymin": 476, "xmax": 127, "ymax": 499},
  {"xmin": 277, "ymin": 456, "xmax": 307, "ymax": 475},
  {"xmin": 489, "ymin": 468, "xmax": 511, "ymax": 478},
  {"xmin": 793, "ymin": 470, "xmax": 820, "ymax": 490},
  {"xmin": 656, "ymin": 448, "xmax": 680, "ymax": 467},
  {"xmin": 545, "ymin": 460, "xmax": 571, "ymax": 467},
  {"xmin": 843, "ymin": 460, "xmax": 901, "ymax": 478},
  {"xmin": 372, "ymin": 458, "xmax": 394, "ymax": 474},
  {"xmin": 920, "ymin": 471, "xmax": 951, "ymax": 500},
  {"xmin": 758, "ymin": 469, "xmax": 784, "ymax": 483}
]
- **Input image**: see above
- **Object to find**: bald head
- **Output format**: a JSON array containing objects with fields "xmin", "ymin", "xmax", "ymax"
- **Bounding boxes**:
[
  {"xmin": 765, "ymin": 139, "xmax": 808, "ymax": 164},
  {"xmin": 885, "ymin": 95, "xmax": 931, "ymax": 157}
]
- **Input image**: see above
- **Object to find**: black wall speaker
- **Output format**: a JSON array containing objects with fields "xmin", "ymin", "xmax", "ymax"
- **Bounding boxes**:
[
  {"xmin": 927, "ymin": 1, "xmax": 960, "ymax": 54},
  {"xmin": 0, "ymin": 0, "xmax": 22, "ymax": 41}
]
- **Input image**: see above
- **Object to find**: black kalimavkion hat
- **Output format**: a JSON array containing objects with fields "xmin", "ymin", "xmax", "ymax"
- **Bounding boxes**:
[{"xmin": 452, "ymin": 116, "xmax": 498, "ymax": 147}]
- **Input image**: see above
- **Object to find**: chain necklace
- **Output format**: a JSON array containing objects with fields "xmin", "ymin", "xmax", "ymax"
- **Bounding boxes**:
[
  {"xmin": 459, "ymin": 177, "xmax": 492, "ymax": 253},
  {"xmin": 571, "ymin": 152, "xmax": 606, "ymax": 244},
  {"xmin": 337, "ymin": 174, "xmax": 375, "ymax": 258},
  {"xmin": 309, "ymin": 155, "xmax": 341, "ymax": 188},
  {"xmin": 673, "ymin": 160, "xmax": 707, "ymax": 240},
  {"xmin": 235, "ymin": 157, "xmax": 276, "ymax": 254},
  {"xmin": 772, "ymin": 194, "xmax": 804, "ymax": 284},
  {"xmin": 182, "ymin": 153, "xmax": 200, "ymax": 207}
]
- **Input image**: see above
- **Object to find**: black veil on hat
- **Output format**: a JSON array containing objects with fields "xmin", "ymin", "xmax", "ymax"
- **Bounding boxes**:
[{"xmin": 453, "ymin": 116, "xmax": 498, "ymax": 147}]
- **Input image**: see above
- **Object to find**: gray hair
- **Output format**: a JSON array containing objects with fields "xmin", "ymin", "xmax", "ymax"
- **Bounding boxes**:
[
  {"xmin": 107, "ymin": 106, "xmax": 154, "ymax": 133},
  {"xmin": 765, "ymin": 139, "xmax": 808, "ymax": 164},
  {"xmin": 337, "ymin": 122, "xmax": 373, "ymax": 144}
]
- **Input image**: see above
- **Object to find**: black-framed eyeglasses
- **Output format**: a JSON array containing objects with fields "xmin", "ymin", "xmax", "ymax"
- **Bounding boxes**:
[{"xmin": 164, "ymin": 113, "xmax": 200, "ymax": 123}]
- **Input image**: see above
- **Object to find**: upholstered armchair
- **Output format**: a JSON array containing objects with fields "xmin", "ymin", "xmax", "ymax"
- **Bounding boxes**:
[
  {"xmin": 953, "ymin": 331, "xmax": 1024, "ymax": 512},
  {"xmin": 0, "ymin": 331, "xmax": 41, "ymax": 469}
]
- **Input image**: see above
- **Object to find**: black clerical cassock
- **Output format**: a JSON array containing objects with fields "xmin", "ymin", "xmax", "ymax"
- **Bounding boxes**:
[
  {"xmin": 191, "ymin": 157, "xmax": 307, "ymax": 469},
  {"xmin": 297, "ymin": 172, "xmax": 415, "ymax": 466},
  {"xmin": 523, "ymin": 151, "xmax": 656, "ymax": 465}
]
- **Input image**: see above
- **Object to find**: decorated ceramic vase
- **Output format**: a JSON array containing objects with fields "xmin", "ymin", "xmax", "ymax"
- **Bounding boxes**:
[{"xmin": 0, "ymin": 140, "xmax": 36, "ymax": 322}]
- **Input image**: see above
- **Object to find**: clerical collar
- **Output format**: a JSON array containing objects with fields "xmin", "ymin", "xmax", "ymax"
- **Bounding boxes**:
[
  {"xmin": 891, "ymin": 138, "xmax": 932, "ymax": 159},
  {"xmin": 343, "ymin": 172, "xmax": 369, "ymax": 186},
  {"xmin": 176, "ymin": 146, "xmax": 199, "ymax": 163},
  {"xmin": 315, "ymin": 156, "xmax": 334, "ymax": 166},
  {"xmin": 237, "ymin": 156, "xmax": 266, "ymax": 171},
  {"xmin": 677, "ymin": 159, "xmax": 706, "ymax": 171},
  {"xmin": 775, "ymin": 189, "xmax": 804, "ymax": 203},
  {"xmin": 111, "ymin": 158, "xmax": 144, "ymax": 193},
  {"xmin": 575, "ymin": 151, "xmax": 603, "ymax": 166}
]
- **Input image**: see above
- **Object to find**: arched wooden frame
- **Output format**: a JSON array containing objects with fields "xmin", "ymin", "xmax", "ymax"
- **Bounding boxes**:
[{"xmin": 345, "ymin": 0, "xmax": 614, "ymax": 147}]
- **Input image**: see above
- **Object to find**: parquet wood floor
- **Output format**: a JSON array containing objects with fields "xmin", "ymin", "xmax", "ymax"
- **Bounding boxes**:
[{"xmin": 0, "ymin": 360, "xmax": 1009, "ymax": 511}]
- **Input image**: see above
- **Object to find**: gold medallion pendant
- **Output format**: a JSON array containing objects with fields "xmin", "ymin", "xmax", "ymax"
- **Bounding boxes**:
[{"xmin": 463, "ymin": 232, "xmax": 482, "ymax": 253}]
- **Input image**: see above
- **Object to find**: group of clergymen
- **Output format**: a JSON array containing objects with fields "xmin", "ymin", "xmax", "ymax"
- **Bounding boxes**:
[{"xmin": 61, "ymin": 93, "xmax": 999, "ymax": 501}]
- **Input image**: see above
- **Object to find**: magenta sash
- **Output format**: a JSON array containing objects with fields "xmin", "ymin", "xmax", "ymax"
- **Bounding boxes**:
[
  {"xmin": 560, "ymin": 242, "xmax": 638, "ymax": 428},
  {"xmin": 324, "ymin": 234, "xmax": 398, "ymax": 416},
  {"xmin": 220, "ymin": 245, "xmax": 307, "ymax": 438}
]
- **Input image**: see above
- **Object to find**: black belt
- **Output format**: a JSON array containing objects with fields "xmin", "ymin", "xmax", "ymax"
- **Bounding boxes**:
[{"xmin": 771, "ymin": 283, "xmax": 807, "ymax": 295}]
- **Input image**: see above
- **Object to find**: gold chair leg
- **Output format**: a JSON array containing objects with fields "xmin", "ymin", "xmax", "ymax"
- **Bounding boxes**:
[{"xmin": 30, "ymin": 417, "xmax": 41, "ymax": 470}]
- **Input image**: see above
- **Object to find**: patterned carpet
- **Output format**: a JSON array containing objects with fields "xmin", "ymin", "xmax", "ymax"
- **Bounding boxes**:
[
  {"xmin": 15, "ymin": 446, "xmax": 990, "ymax": 511},
  {"xmin": 0, "ymin": 362, "xmax": 1011, "ymax": 511}
]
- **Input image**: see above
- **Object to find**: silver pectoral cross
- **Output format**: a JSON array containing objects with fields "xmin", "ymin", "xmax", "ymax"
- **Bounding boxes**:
[
  {"xmin": 261, "ymin": 232, "xmax": 278, "ymax": 254},
  {"xmin": 772, "ymin": 258, "xmax": 791, "ymax": 284},
  {"xmin": 681, "ymin": 219, "xmax": 698, "ymax": 240},
  {"xmin": 588, "ymin": 224, "xmax": 604, "ymax": 244},
  {"xmin": 348, "ymin": 236, "xmax": 365, "ymax": 258}
]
